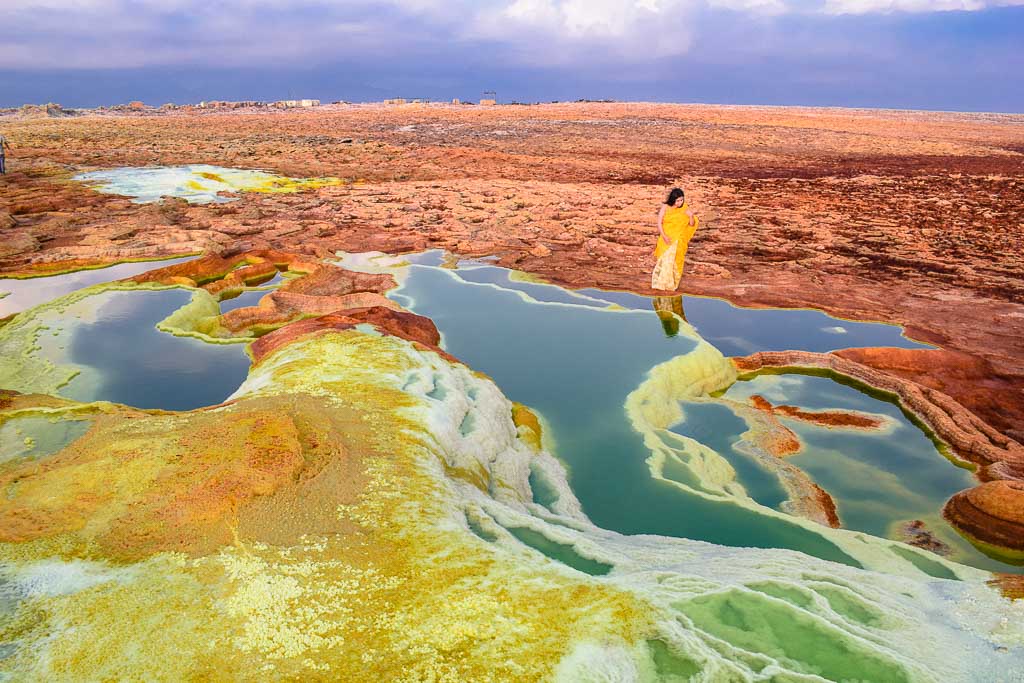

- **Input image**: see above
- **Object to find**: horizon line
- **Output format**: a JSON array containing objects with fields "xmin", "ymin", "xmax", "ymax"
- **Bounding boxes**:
[{"xmin": 5, "ymin": 99, "xmax": 1024, "ymax": 118}]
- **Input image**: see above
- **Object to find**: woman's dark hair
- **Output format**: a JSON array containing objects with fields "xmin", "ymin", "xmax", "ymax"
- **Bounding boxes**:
[{"xmin": 665, "ymin": 187, "xmax": 685, "ymax": 206}]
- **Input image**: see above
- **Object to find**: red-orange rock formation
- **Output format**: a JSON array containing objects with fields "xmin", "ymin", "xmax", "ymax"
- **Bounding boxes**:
[
  {"xmin": 835, "ymin": 348, "xmax": 1024, "ymax": 447},
  {"xmin": 339, "ymin": 305, "xmax": 443, "ymax": 348},
  {"xmin": 730, "ymin": 436, "xmax": 841, "ymax": 528},
  {"xmin": 990, "ymin": 574, "xmax": 1024, "ymax": 600},
  {"xmin": 723, "ymin": 396, "xmax": 841, "ymax": 527},
  {"xmin": 219, "ymin": 291, "xmax": 401, "ymax": 335},
  {"xmin": 773, "ymin": 404, "xmax": 885, "ymax": 430},
  {"xmin": 745, "ymin": 395, "xmax": 803, "ymax": 457},
  {"xmin": 806, "ymin": 482, "xmax": 842, "ymax": 529},
  {"xmin": 248, "ymin": 307, "xmax": 450, "ymax": 366},
  {"xmin": 202, "ymin": 261, "xmax": 278, "ymax": 295},
  {"xmin": 122, "ymin": 249, "xmax": 403, "ymax": 338},
  {"xmin": 750, "ymin": 393, "xmax": 885, "ymax": 433},
  {"xmin": 277, "ymin": 263, "xmax": 394, "ymax": 297},
  {"xmin": 943, "ymin": 481, "xmax": 1024, "ymax": 554},
  {"xmin": 127, "ymin": 248, "xmax": 308, "ymax": 285}
]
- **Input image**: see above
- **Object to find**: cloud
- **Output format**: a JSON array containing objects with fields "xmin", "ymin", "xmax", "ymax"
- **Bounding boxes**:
[
  {"xmin": 707, "ymin": 0, "xmax": 791, "ymax": 12},
  {"xmin": 466, "ymin": 0, "xmax": 700, "ymax": 63},
  {"xmin": 1, "ymin": 0, "xmax": 1022, "ymax": 70},
  {"xmin": 822, "ymin": 0, "xmax": 1024, "ymax": 13}
]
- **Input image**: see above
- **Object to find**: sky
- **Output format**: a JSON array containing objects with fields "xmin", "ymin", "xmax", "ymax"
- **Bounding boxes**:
[{"xmin": 1, "ymin": 0, "xmax": 1023, "ymax": 112}]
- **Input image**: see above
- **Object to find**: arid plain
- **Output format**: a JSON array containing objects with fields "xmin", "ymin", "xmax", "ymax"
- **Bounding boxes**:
[{"xmin": 3, "ymin": 103, "xmax": 1022, "ymax": 436}]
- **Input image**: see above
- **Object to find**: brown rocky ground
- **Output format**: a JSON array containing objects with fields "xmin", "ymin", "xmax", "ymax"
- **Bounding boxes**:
[{"xmin": 1, "ymin": 102, "xmax": 1022, "ymax": 444}]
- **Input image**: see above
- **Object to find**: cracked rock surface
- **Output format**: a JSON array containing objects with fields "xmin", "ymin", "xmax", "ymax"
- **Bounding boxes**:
[{"xmin": 1, "ymin": 102, "xmax": 1022, "ymax": 441}]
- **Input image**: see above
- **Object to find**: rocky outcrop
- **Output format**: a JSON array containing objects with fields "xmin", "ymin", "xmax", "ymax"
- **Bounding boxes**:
[
  {"xmin": 836, "ymin": 347, "xmax": 1024, "ymax": 446},
  {"xmin": 0, "ymin": 232, "xmax": 38, "ymax": 259},
  {"xmin": 277, "ymin": 263, "xmax": 394, "ymax": 297},
  {"xmin": 125, "ymin": 249, "xmax": 403, "ymax": 339},
  {"xmin": 744, "ymin": 395, "xmax": 802, "ymax": 456},
  {"xmin": 127, "ymin": 248, "xmax": 311, "ymax": 288},
  {"xmin": 943, "ymin": 481, "xmax": 1024, "ymax": 554},
  {"xmin": 337, "ymin": 305, "xmax": 443, "ymax": 348},
  {"xmin": 249, "ymin": 307, "xmax": 449, "ymax": 366},
  {"xmin": 990, "ymin": 573, "xmax": 1024, "ymax": 600},
  {"xmin": 219, "ymin": 291, "xmax": 402, "ymax": 335},
  {"xmin": 769, "ymin": 400, "xmax": 887, "ymax": 430},
  {"xmin": 896, "ymin": 519, "xmax": 953, "ymax": 556},
  {"xmin": 202, "ymin": 261, "xmax": 278, "ymax": 294},
  {"xmin": 740, "ymin": 392, "xmax": 888, "ymax": 459}
]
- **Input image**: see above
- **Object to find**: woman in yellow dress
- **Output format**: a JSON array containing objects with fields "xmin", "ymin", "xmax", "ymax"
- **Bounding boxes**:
[{"xmin": 652, "ymin": 187, "xmax": 699, "ymax": 291}]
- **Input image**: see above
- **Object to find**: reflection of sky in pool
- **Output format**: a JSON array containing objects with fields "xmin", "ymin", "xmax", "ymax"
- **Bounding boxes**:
[
  {"xmin": 219, "ymin": 288, "xmax": 271, "ymax": 313},
  {"xmin": 44, "ymin": 289, "xmax": 250, "ymax": 411},
  {"xmin": 443, "ymin": 266, "xmax": 932, "ymax": 354},
  {"xmin": 389, "ymin": 257, "xmax": 1014, "ymax": 573},
  {"xmin": 398, "ymin": 253, "xmax": 932, "ymax": 355},
  {"xmin": 577, "ymin": 287, "xmax": 932, "ymax": 354},
  {"xmin": 0, "ymin": 256, "xmax": 195, "ymax": 317},
  {"xmin": 670, "ymin": 402, "xmax": 789, "ymax": 510}
]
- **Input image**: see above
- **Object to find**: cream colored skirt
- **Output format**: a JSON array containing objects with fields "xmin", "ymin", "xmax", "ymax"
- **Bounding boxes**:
[{"xmin": 651, "ymin": 241, "xmax": 681, "ymax": 291}]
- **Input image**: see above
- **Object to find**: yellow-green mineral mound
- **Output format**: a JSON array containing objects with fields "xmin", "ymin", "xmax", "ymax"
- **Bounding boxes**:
[
  {"xmin": 1, "ymin": 313, "xmax": 1022, "ymax": 681},
  {"xmin": 74, "ymin": 165, "xmax": 343, "ymax": 204}
]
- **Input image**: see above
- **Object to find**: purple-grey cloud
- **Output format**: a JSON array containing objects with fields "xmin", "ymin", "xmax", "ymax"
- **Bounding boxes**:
[
  {"xmin": 1, "ymin": 0, "xmax": 1022, "ymax": 111},
  {"xmin": 4, "ymin": 0, "xmax": 1023, "ymax": 69}
]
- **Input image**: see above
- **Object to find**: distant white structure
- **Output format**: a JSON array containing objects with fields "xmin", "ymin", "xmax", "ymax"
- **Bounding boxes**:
[
  {"xmin": 276, "ymin": 99, "xmax": 320, "ymax": 108},
  {"xmin": 383, "ymin": 98, "xmax": 434, "ymax": 105},
  {"xmin": 197, "ymin": 100, "xmax": 264, "ymax": 109}
]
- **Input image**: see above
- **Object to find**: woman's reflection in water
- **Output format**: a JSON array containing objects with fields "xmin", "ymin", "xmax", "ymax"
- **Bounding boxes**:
[{"xmin": 653, "ymin": 295, "xmax": 686, "ymax": 337}]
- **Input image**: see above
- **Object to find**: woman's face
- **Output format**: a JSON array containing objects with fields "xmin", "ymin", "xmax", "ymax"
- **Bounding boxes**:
[{"xmin": 673, "ymin": 196, "xmax": 685, "ymax": 208}]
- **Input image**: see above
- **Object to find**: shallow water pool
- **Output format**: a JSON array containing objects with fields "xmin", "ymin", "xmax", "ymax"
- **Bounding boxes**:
[
  {"xmin": 0, "ymin": 415, "xmax": 92, "ymax": 465},
  {"xmin": 218, "ymin": 287, "xmax": 273, "ymax": 313},
  {"xmin": 7, "ymin": 287, "xmax": 251, "ymax": 411},
  {"xmin": 0, "ymin": 255, "xmax": 195, "ymax": 317},
  {"xmin": 379, "ymin": 253, "xmax": 1016, "ymax": 573}
]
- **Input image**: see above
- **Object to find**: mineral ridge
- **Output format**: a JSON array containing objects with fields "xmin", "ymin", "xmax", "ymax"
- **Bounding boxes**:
[{"xmin": 1, "ymin": 273, "xmax": 1021, "ymax": 680}]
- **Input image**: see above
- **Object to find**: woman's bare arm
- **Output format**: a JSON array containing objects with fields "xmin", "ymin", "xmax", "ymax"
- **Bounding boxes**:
[{"xmin": 656, "ymin": 205, "xmax": 670, "ymax": 244}]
